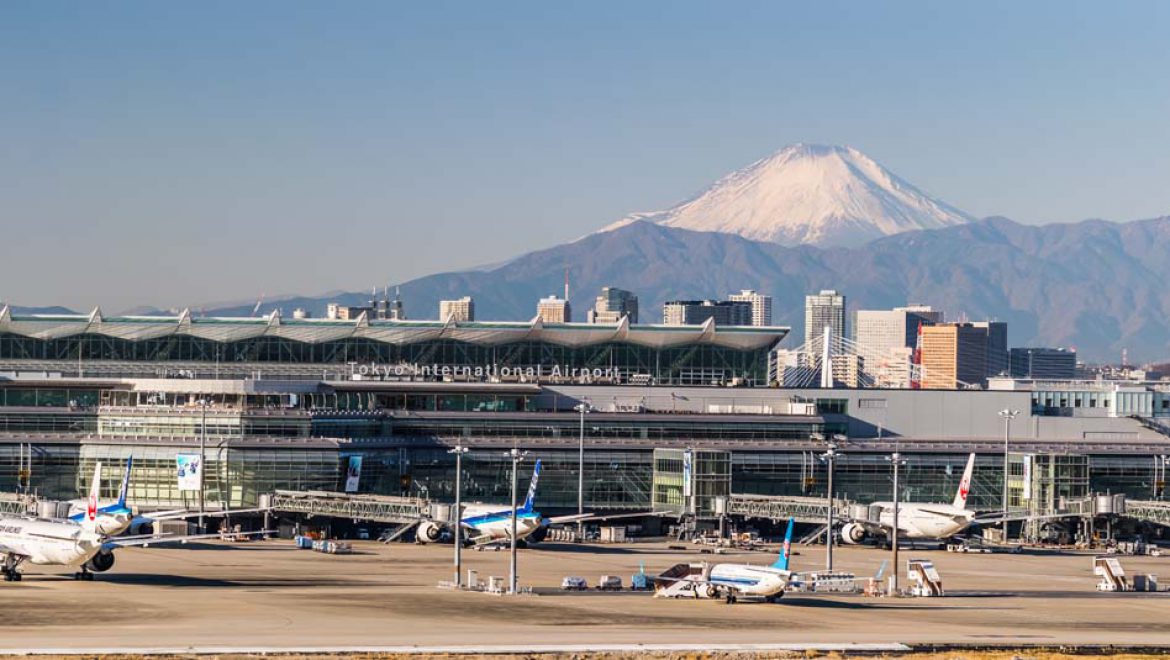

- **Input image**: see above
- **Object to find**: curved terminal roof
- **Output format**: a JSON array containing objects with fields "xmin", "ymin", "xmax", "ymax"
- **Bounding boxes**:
[{"xmin": 0, "ymin": 307, "xmax": 788, "ymax": 351}]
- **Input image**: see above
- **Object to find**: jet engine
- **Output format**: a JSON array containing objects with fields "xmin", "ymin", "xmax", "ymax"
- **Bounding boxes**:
[
  {"xmin": 840, "ymin": 522, "xmax": 868, "ymax": 545},
  {"xmin": 526, "ymin": 524, "xmax": 548, "ymax": 544},
  {"xmin": 85, "ymin": 549, "xmax": 116, "ymax": 573},
  {"xmin": 128, "ymin": 519, "xmax": 154, "ymax": 536},
  {"xmin": 415, "ymin": 520, "xmax": 445, "ymax": 543}
]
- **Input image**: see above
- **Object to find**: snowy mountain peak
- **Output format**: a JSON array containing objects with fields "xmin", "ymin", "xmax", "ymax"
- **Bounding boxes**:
[{"xmin": 601, "ymin": 143, "xmax": 973, "ymax": 247}]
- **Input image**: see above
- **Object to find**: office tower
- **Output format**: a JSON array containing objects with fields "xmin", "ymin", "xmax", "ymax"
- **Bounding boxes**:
[
  {"xmin": 855, "ymin": 307, "xmax": 940, "ymax": 355},
  {"xmin": 439, "ymin": 296, "xmax": 475, "ymax": 323},
  {"xmin": 920, "ymin": 323, "xmax": 988, "ymax": 389},
  {"xmin": 728, "ymin": 290, "xmax": 773, "ymax": 326},
  {"xmin": 537, "ymin": 295, "xmax": 571, "ymax": 323},
  {"xmin": 972, "ymin": 321, "xmax": 1008, "ymax": 376},
  {"xmin": 1010, "ymin": 348, "xmax": 1077, "ymax": 380},
  {"xmin": 896, "ymin": 304, "xmax": 943, "ymax": 324},
  {"xmin": 804, "ymin": 289, "xmax": 846, "ymax": 345},
  {"xmin": 587, "ymin": 287, "xmax": 639, "ymax": 324},
  {"xmin": 663, "ymin": 300, "xmax": 752, "ymax": 326}
]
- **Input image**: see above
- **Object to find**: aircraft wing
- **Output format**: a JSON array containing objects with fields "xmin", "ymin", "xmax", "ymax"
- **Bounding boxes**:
[
  {"xmin": 545, "ymin": 513, "xmax": 594, "ymax": 525},
  {"xmin": 654, "ymin": 574, "xmax": 781, "ymax": 596},
  {"xmin": 143, "ymin": 507, "xmax": 270, "ymax": 521},
  {"xmin": 974, "ymin": 511, "xmax": 1069, "ymax": 524},
  {"xmin": 103, "ymin": 529, "xmax": 271, "ymax": 550},
  {"xmin": 546, "ymin": 510, "xmax": 658, "ymax": 525}
]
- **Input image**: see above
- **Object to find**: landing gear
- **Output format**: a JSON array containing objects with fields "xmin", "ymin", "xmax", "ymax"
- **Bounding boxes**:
[
  {"xmin": 724, "ymin": 594, "xmax": 738, "ymax": 604},
  {"xmin": 73, "ymin": 568, "xmax": 94, "ymax": 581},
  {"xmin": 2, "ymin": 556, "xmax": 23, "ymax": 582}
]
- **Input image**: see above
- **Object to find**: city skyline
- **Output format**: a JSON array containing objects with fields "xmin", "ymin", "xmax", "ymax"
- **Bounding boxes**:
[{"xmin": 3, "ymin": 2, "xmax": 1170, "ymax": 311}]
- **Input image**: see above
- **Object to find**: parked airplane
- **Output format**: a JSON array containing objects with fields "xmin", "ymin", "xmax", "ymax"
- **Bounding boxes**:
[
  {"xmin": 655, "ymin": 518, "xmax": 795, "ymax": 604},
  {"xmin": 65, "ymin": 456, "xmax": 264, "ymax": 537},
  {"xmin": 415, "ymin": 459, "xmax": 591, "ymax": 545},
  {"xmin": 1, "ymin": 462, "xmax": 265, "ymax": 582},
  {"xmin": 840, "ymin": 453, "xmax": 979, "ymax": 544}
]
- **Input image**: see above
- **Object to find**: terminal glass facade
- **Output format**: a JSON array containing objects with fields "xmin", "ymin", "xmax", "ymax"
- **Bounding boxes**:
[{"xmin": 0, "ymin": 333, "xmax": 774, "ymax": 386}]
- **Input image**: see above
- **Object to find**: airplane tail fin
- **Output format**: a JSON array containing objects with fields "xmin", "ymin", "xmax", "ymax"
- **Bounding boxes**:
[
  {"xmin": 772, "ymin": 517, "xmax": 795, "ymax": 571},
  {"xmin": 521, "ymin": 459, "xmax": 541, "ymax": 513},
  {"xmin": 952, "ymin": 453, "xmax": 976, "ymax": 509},
  {"xmin": 81, "ymin": 462, "xmax": 102, "ymax": 531},
  {"xmin": 116, "ymin": 455, "xmax": 133, "ymax": 509}
]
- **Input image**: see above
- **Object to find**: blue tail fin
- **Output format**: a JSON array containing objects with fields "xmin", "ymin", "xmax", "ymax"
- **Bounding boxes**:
[
  {"xmin": 772, "ymin": 518, "xmax": 795, "ymax": 570},
  {"xmin": 521, "ymin": 459, "xmax": 541, "ymax": 513},
  {"xmin": 116, "ymin": 455, "xmax": 133, "ymax": 508}
]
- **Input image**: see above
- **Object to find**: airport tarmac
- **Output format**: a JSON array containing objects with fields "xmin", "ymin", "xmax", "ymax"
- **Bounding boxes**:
[{"xmin": 1, "ymin": 539, "xmax": 1168, "ymax": 652}]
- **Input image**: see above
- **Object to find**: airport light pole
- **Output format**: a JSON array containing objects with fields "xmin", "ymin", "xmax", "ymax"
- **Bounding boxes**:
[
  {"xmin": 887, "ymin": 447, "xmax": 907, "ymax": 595},
  {"xmin": 818, "ymin": 434, "xmax": 845, "ymax": 571},
  {"xmin": 998, "ymin": 408, "xmax": 1019, "ymax": 540},
  {"xmin": 507, "ymin": 447, "xmax": 528, "ymax": 595},
  {"xmin": 198, "ymin": 397, "xmax": 208, "ymax": 532},
  {"xmin": 449, "ymin": 445, "xmax": 469, "ymax": 588},
  {"xmin": 574, "ymin": 399, "xmax": 591, "ymax": 541}
]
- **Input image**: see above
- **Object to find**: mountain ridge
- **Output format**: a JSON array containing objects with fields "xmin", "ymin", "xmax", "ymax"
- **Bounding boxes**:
[{"xmin": 188, "ymin": 215, "xmax": 1170, "ymax": 363}]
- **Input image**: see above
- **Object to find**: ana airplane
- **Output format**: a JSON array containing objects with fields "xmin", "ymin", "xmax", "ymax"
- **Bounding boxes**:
[
  {"xmin": 1, "ymin": 462, "xmax": 265, "ymax": 582},
  {"xmin": 65, "ymin": 456, "xmax": 265, "ymax": 537},
  {"xmin": 415, "ymin": 459, "xmax": 591, "ymax": 546},
  {"xmin": 840, "ymin": 452, "xmax": 980, "ymax": 545},
  {"xmin": 655, "ymin": 518, "xmax": 795, "ymax": 604}
]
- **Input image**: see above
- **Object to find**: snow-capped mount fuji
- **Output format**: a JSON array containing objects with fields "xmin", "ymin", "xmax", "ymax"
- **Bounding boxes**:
[{"xmin": 601, "ymin": 143, "xmax": 974, "ymax": 247}]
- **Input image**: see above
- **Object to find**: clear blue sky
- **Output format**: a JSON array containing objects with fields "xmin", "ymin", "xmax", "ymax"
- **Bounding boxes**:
[{"xmin": 3, "ymin": 1, "xmax": 1168, "ymax": 311}]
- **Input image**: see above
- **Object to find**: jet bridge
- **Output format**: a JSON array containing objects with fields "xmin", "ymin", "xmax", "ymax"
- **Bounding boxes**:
[
  {"xmin": 0, "ymin": 492, "xmax": 35, "ymax": 516},
  {"xmin": 1125, "ymin": 499, "xmax": 1170, "ymax": 527},
  {"xmin": 727, "ymin": 494, "xmax": 854, "ymax": 524},
  {"xmin": 266, "ymin": 490, "xmax": 431, "ymax": 525}
]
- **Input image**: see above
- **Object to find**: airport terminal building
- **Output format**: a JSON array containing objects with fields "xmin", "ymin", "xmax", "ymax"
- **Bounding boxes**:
[{"xmin": 1, "ymin": 309, "xmax": 1169, "ymax": 525}]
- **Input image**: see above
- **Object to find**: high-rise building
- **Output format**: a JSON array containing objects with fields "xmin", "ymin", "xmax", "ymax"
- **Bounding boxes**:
[
  {"xmin": 663, "ymin": 300, "xmax": 752, "ymax": 326},
  {"xmin": 536, "ymin": 295, "xmax": 571, "ymax": 323},
  {"xmin": 728, "ymin": 290, "xmax": 773, "ymax": 326},
  {"xmin": 855, "ymin": 306, "xmax": 940, "ymax": 355},
  {"xmin": 972, "ymin": 321, "xmax": 1008, "ymax": 376},
  {"xmin": 920, "ymin": 323, "xmax": 988, "ymax": 389},
  {"xmin": 804, "ymin": 289, "xmax": 846, "ymax": 345},
  {"xmin": 439, "ymin": 296, "xmax": 475, "ymax": 323},
  {"xmin": 896, "ymin": 304, "xmax": 944, "ymax": 324},
  {"xmin": 586, "ymin": 287, "xmax": 638, "ymax": 324},
  {"xmin": 1010, "ymin": 347, "xmax": 1077, "ymax": 380}
]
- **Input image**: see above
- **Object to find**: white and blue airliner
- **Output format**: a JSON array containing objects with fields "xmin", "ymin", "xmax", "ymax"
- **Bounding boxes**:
[
  {"xmin": 416, "ymin": 459, "xmax": 590, "ymax": 545},
  {"xmin": 655, "ymin": 518, "xmax": 795, "ymax": 603}
]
